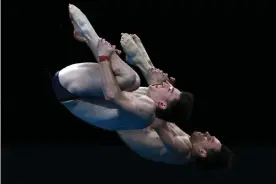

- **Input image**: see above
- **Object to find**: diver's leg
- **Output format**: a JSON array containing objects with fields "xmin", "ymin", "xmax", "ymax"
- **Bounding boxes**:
[
  {"xmin": 120, "ymin": 33, "xmax": 152, "ymax": 79},
  {"xmin": 131, "ymin": 34, "xmax": 154, "ymax": 68},
  {"xmin": 120, "ymin": 33, "xmax": 175, "ymax": 85},
  {"xmin": 69, "ymin": 4, "xmax": 140, "ymax": 92}
]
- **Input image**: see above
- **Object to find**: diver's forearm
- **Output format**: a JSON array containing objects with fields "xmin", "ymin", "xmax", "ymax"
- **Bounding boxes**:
[
  {"xmin": 155, "ymin": 123, "xmax": 181, "ymax": 152},
  {"xmin": 99, "ymin": 60, "xmax": 122, "ymax": 100}
]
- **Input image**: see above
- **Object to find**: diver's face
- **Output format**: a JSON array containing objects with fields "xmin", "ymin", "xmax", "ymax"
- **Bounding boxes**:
[
  {"xmin": 147, "ymin": 82, "xmax": 181, "ymax": 109},
  {"xmin": 190, "ymin": 131, "xmax": 222, "ymax": 158}
]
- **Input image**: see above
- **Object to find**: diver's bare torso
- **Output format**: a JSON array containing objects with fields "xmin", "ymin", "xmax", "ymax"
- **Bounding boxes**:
[
  {"xmin": 117, "ymin": 123, "xmax": 191, "ymax": 165},
  {"xmin": 61, "ymin": 75, "xmax": 154, "ymax": 130}
]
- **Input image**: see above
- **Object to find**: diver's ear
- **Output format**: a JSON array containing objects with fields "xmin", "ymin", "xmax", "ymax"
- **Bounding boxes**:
[
  {"xmin": 199, "ymin": 149, "xmax": 207, "ymax": 158},
  {"xmin": 157, "ymin": 101, "xmax": 167, "ymax": 109}
]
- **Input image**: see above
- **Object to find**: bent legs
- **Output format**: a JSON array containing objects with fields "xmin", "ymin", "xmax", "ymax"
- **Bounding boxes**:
[
  {"xmin": 61, "ymin": 4, "xmax": 140, "ymax": 97},
  {"xmin": 120, "ymin": 33, "xmax": 175, "ymax": 86}
]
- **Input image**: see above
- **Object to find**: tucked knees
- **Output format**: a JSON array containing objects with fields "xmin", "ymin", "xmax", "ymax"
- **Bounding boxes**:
[
  {"xmin": 123, "ymin": 71, "xmax": 141, "ymax": 92},
  {"xmin": 58, "ymin": 63, "xmax": 141, "ymax": 96}
]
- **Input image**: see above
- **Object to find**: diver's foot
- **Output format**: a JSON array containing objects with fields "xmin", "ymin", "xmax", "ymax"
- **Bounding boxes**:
[
  {"xmin": 69, "ymin": 4, "xmax": 93, "ymax": 41},
  {"xmin": 120, "ymin": 33, "xmax": 145, "ymax": 66},
  {"xmin": 131, "ymin": 34, "xmax": 154, "ymax": 67},
  {"xmin": 72, "ymin": 21, "xmax": 87, "ymax": 42}
]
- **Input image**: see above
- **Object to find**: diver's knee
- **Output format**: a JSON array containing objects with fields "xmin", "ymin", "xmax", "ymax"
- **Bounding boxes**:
[
  {"xmin": 133, "ymin": 72, "xmax": 141, "ymax": 90},
  {"xmin": 58, "ymin": 64, "xmax": 88, "ymax": 94},
  {"xmin": 125, "ymin": 72, "xmax": 141, "ymax": 92}
]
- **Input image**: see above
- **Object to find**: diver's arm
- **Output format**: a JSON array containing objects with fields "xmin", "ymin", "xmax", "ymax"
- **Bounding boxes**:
[{"xmin": 154, "ymin": 120, "xmax": 191, "ymax": 154}]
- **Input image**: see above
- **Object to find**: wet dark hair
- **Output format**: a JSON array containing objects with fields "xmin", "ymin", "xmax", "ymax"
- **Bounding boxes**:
[
  {"xmin": 155, "ymin": 92, "xmax": 194, "ymax": 122},
  {"xmin": 194, "ymin": 145, "xmax": 234, "ymax": 170}
]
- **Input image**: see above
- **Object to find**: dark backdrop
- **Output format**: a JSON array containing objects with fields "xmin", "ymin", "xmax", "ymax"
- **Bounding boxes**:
[{"xmin": 2, "ymin": 0, "xmax": 275, "ymax": 183}]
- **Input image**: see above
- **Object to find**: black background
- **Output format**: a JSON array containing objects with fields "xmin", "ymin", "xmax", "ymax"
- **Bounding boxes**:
[{"xmin": 2, "ymin": 0, "xmax": 275, "ymax": 183}]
